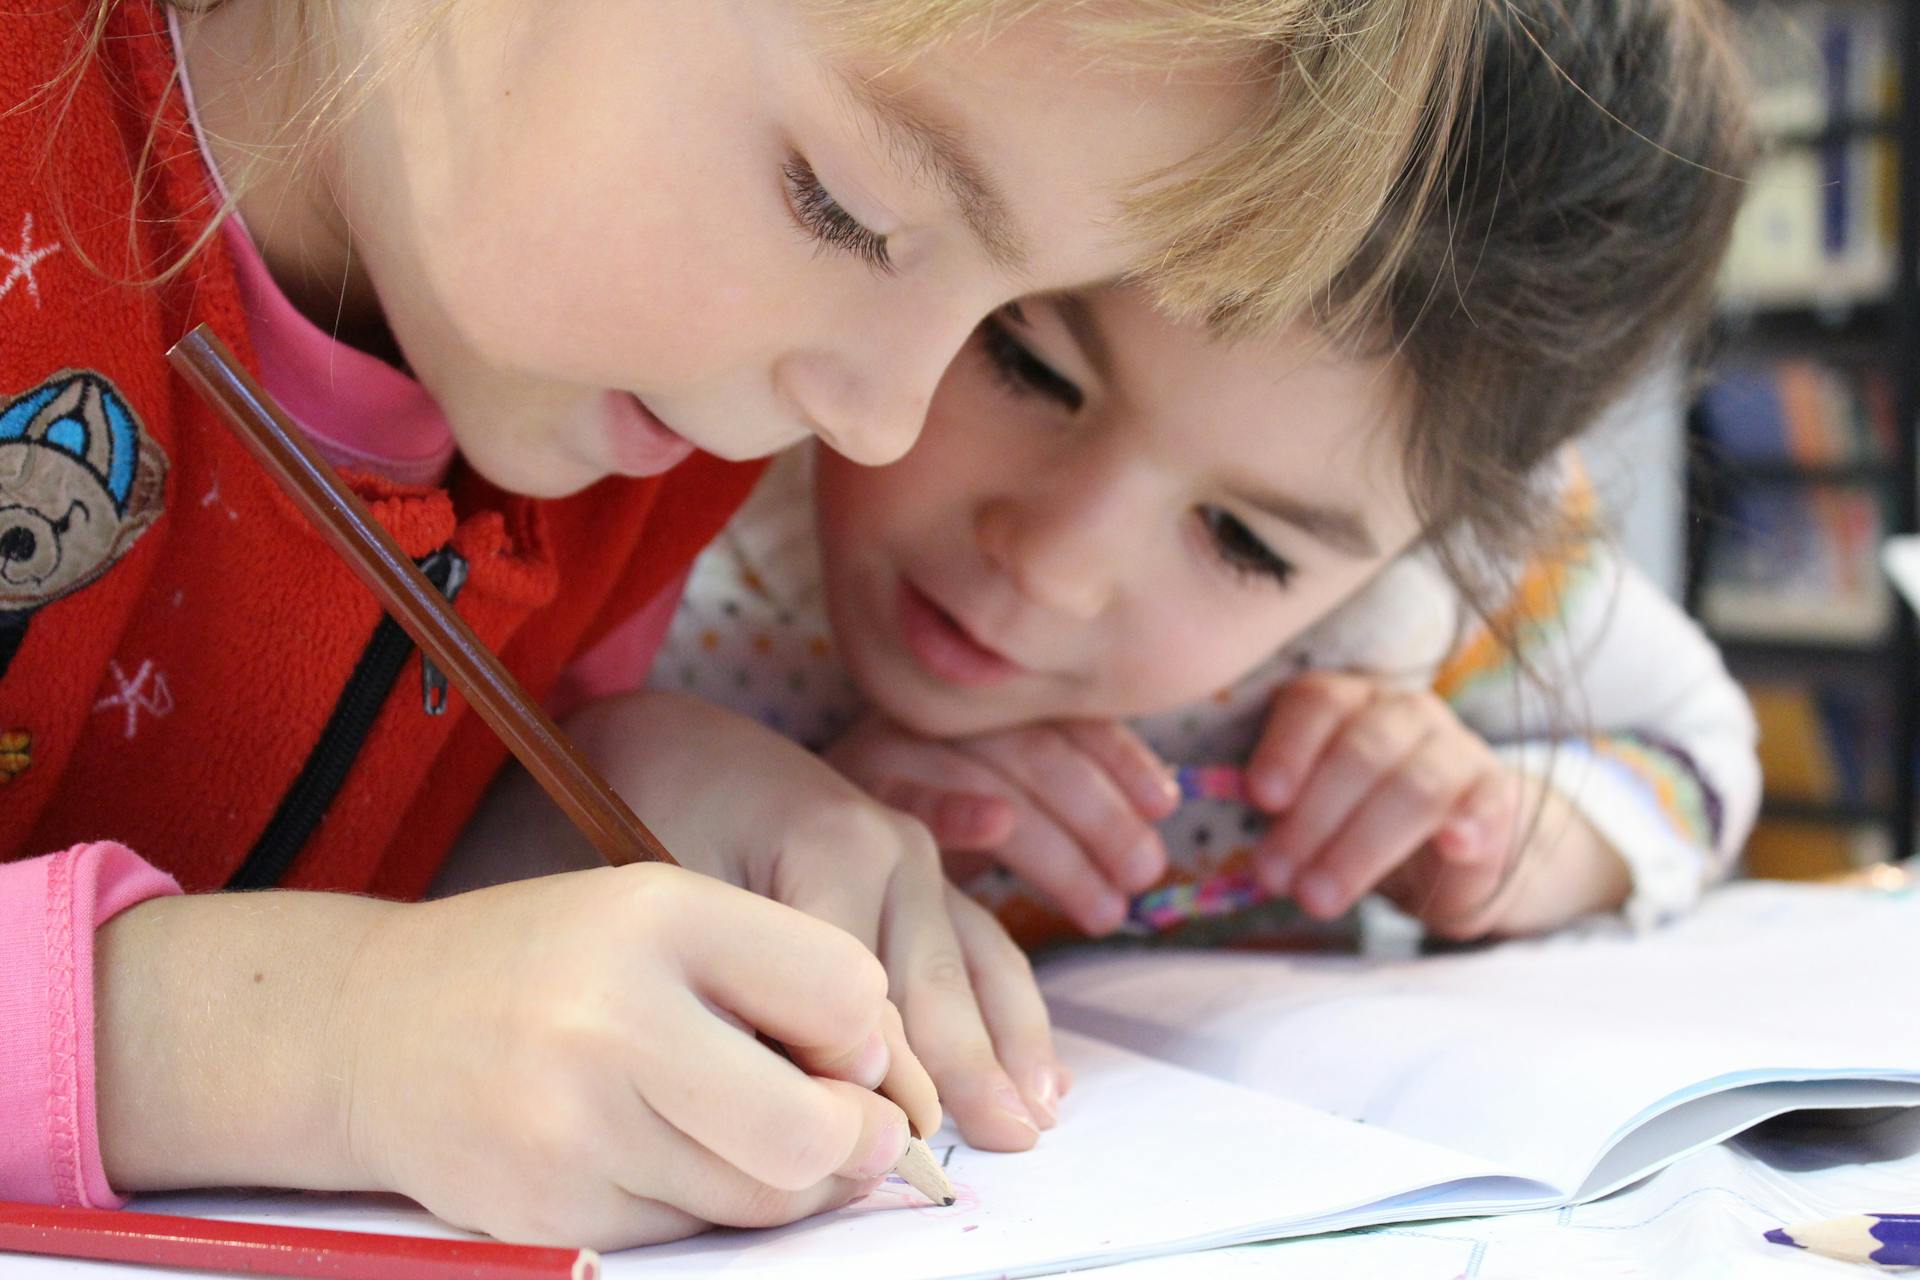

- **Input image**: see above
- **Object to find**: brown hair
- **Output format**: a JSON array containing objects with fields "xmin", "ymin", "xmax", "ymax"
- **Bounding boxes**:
[{"xmin": 1338, "ymin": 0, "xmax": 1753, "ymax": 603}]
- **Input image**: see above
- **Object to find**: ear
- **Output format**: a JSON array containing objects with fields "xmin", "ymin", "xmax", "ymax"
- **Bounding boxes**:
[{"xmin": 111, "ymin": 433, "xmax": 172, "ymax": 550}]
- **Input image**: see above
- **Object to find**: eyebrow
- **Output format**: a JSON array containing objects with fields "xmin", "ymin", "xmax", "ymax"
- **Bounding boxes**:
[
  {"xmin": 1232, "ymin": 485, "xmax": 1380, "ymax": 559},
  {"xmin": 833, "ymin": 68, "xmax": 1030, "ymax": 273}
]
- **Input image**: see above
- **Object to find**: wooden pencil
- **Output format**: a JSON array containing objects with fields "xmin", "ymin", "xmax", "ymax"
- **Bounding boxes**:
[
  {"xmin": 168, "ymin": 325, "xmax": 952, "ymax": 1210},
  {"xmin": 1766, "ymin": 1213, "xmax": 1920, "ymax": 1267},
  {"xmin": 0, "ymin": 1199, "xmax": 597, "ymax": 1279}
]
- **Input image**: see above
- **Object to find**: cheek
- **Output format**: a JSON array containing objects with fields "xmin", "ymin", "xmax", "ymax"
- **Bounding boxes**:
[{"xmin": 1103, "ymin": 593, "xmax": 1311, "ymax": 716}]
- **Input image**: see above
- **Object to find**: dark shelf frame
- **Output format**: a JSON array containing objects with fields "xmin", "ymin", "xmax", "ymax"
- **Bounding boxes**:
[
  {"xmin": 1686, "ymin": 0, "xmax": 1918, "ymax": 861},
  {"xmin": 1763, "ymin": 797, "xmax": 1894, "ymax": 825}
]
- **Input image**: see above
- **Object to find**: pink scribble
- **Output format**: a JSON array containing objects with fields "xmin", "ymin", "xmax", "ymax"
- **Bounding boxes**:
[{"xmin": 847, "ymin": 1176, "xmax": 982, "ymax": 1215}]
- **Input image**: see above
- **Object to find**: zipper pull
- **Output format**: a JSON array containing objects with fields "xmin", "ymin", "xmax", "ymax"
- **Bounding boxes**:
[{"xmin": 418, "ymin": 546, "xmax": 471, "ymax": 716}]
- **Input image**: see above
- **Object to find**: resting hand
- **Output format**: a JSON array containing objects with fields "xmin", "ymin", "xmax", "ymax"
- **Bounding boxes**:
[
  {"xmin": 826, "ymin": 713, "xmax": 1179, "ymax": 936},
  {"xmin": 1244, "ymin": 671, "xmax": 1629, "ymax": 939}
]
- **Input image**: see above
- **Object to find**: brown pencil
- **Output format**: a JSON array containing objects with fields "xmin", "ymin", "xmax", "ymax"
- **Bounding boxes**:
[{"xmin": 168, "ymin": 323, "xmax": 953, "ymax": 1209}]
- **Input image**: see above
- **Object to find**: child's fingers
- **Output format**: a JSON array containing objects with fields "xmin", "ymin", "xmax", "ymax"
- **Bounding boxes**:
[
  {"xmin": 878, "ymin": 856, "xmax": 1044, "ymax": 1154},
  {"xmin": 961, "ymin": 727, "xmax": 1166, "ymax": 895},
  {"xmin": 945, "ymin": 884, "xmax": 1064, "ymax": 1129},
  {"xmin": 991, "ymin": 815, "xmax": 1133, "ymax": 936},
  {"xmin": 607, "ymin": 1098, "xmax": 882, "ymax": 1237},
  {"xmin": 1253, "ymin": 691, "xmax": 1432, "ymax": 894},
  {"xmin": 635, "ymin": 988, "xmax": 905, "ymax": 1194},
  {"xmin": 871, "ymin": 779, "xmax": 1018, "ymax": 852},
  {"xmin": 1286, "ymin": 734, "xmax": 1482, "ymax": 919},
  {"xmin": 1057, "ymin": 719, "xmax": 1181, "ymax": 820},
  {"xmin": 1245, "ymin": 672, "xmax": 1377, "ymax": 810}
]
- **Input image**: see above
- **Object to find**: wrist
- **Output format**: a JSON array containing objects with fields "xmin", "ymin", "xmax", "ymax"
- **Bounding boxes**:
[
  {"xmin": 96, "ymin": 891, "xmax": 399, "ymax": 1195},
  {"xmin": 1495, "ymin": 783, "xmax": 1631, "ymax": 935}
]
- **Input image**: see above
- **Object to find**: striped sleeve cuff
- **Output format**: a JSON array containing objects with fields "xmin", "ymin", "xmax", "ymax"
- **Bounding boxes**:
[{"xmin": 1494, "ymin": 735, "xmax": 1724, "ymax": 931}]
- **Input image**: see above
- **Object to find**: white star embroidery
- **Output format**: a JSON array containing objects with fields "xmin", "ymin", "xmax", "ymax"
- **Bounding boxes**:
[
  {"xmin": 0, "ymin": 212, "xmax": 63, "ymax": 309},
  {"xmin": 93, "ymin": 659, "xmax": 175, "ymax": 740}
]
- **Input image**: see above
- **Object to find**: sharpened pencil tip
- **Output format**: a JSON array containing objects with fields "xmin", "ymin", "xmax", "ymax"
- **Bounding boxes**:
[
  {"xmin": 942, "ymin": 1196, "xmax": 955, "ymax": 1207},
  {"xmin": 1764, "ymin": 1228, "xmax": 1800, "ymax": 1249}
]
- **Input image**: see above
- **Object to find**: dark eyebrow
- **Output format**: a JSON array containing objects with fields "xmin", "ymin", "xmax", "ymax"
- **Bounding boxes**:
[
  {"xmin": 833, "ymin": 69, "xmax": 1030, "ymax": 273},
  {"xmin": 1231, "ymin": 485, "xmax": 1379, "ymax": 559}
]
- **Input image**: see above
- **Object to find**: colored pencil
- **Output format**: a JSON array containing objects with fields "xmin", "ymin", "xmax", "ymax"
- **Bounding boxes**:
[
  {"xmin": 0, "ymin": 1200, "xmax": 596, "ymax": 1279},
  {"xmin": 1766, "ymin": 1213, "xmax": 1920, "ymax": 1267},
  {"xmin": 167, "ymin": 327, "xmax": 952, "ymax": 1207}
]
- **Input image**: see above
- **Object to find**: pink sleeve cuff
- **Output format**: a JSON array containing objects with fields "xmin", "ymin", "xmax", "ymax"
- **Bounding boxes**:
[{"xmin": 0, "ymin": 843, "xmax": 182, "ymax": 1208}]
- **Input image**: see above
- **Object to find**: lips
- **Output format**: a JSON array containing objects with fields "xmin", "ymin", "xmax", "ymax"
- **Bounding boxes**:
[
  {"xmin": 896, "ymin": 579, "xmax": 1026, "ymax": 687},
  {"xmin": 602, "ymin": 391, "xmax": 695, "ymax": 477}
]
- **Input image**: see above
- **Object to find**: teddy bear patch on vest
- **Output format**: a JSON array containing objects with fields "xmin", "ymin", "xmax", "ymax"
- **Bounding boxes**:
[{"xmin": 0, "ymin": 370, "xmax": 169, "ymax": 680}]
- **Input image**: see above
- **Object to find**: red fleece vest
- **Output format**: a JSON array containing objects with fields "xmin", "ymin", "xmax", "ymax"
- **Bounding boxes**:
[{"xmin": 0, "ymin": 0, "xmax": 763, "ymax": 897}]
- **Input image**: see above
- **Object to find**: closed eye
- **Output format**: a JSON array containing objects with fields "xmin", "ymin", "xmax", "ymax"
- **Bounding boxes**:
[
  {"xmin": 979, "ymin": 311, "xmax": 1083, "ymax": 411},
  {"xmin": 1199, "ymin": 505, "xmax": 1294, "ymax": 587},
  {"xmin": 783, "ymin": 155, "xmax": 893, "ymax": 275}
]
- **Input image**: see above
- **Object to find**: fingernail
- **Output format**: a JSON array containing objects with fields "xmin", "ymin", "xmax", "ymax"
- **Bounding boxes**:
[
  {"xmin": 1026, "ymin": 1065, "xmax": 1060, "ymax": 1128},
  {"xmin": 852, "ymin": 1030, "xmax": 890, "ymax": 1090},
  {"xmin": 1253, "ymin": 768, "xmax": 1292, "ymax": 809},
  {"xmin": 1297, "ymin": 870, "xmax": 1342, "ymax": 918},
  {"xmin": 1126, "ymin": 834, "xmax": 1166, "ymax": 890},
  {"xmin": 1087, "ymin": 892, "xmax": 1129, "ymax": 936},
  {"xmin": 993, "ymin": 1082, "xmax": 1040, "ymax": 1134},
  {"xmin": 858, "ymin": 1114, "xmax": 909, "ymax": 1178}
]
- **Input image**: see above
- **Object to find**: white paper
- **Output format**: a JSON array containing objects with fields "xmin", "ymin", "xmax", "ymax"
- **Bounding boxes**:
[{"xmin": 19, "ymin": 882, "xmax": 1920, "ymax": 1280}]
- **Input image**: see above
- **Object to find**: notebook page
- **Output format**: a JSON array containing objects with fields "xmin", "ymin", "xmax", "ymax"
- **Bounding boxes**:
[
  {"xmin": 65, "ymin": 1034, "xmax": 1522, "ymax": 1280},
  {"xmin": 1042, "ymin": 882, "xmax": 1920, "ymax": 1192}
]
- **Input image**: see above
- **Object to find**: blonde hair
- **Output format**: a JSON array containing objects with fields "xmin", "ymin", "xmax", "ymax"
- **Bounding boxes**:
[
  {"xmin": 834, "ymin": 0, "xmax": 1482, "ymax": 335},
  {"xmin": 53, "ymin": 0, "xmax": 1478, "ymax": 331}
]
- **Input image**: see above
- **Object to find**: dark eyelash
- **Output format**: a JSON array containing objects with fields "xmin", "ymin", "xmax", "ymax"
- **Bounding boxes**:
[
  {"xmin": 979, "ymin": 312, "xmax": 1084, "ymax": 411},
  {"xmin": 783, "ymin": 156, "xmax": 893, "ymax": 275},
  {"xmin": 1200, "ymin": 506, "xmax": 1295, "ymax": 588}
]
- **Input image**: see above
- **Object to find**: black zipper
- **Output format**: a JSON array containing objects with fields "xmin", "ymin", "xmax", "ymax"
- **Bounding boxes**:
[{"xmin": 225, "ymin": 546, "xmax": 468, "ymax": 890}]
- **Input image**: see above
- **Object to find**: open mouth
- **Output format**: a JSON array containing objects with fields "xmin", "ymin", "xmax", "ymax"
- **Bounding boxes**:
[
  {"xmin": 896, "ymin": 579, "xmax": 1025, "ymax": 687},
  {"xmin": 603, "ymin": 391, "xmax": 695, "ymax": 477}
]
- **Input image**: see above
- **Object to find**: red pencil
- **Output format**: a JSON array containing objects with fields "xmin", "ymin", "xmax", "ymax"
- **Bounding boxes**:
[{"xmin": 0, "ymin": 1200, "xmax": 598, "ymax": 1279}]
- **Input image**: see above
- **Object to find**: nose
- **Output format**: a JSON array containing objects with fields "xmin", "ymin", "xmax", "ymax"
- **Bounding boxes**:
[
  {"xmin": 974, "ymin": 470, "xmax": 1145, "ymax": 623},
  {"xmin": 772, "ymin": 297, "xmax": 984, "ymax": 467}
]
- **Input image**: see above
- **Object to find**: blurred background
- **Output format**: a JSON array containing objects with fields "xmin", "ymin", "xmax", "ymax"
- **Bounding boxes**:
[{"xmin": 1589, "ymin": 0, "xmax": 1917, "ymax": 881}]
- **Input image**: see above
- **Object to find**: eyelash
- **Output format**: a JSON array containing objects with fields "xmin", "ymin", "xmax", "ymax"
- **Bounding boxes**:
[
  {"xmin": 783, "ymin": 156, "xmax": 893, "ymax": 275},
  {"xmin": 979, "ymin": 311, "xmax": 1084, "ymax": 411},
  {"xmin": 980, "ymin": 314, "xmax": 1293, "ymax": 589},
  {"xmin": 1200, "ymin": 506, "xmax": 1295, "ymax": 588}
]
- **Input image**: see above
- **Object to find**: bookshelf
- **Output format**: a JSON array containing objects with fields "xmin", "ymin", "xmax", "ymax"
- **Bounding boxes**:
[{"xmin": 1686, "ymin": 0, "xmax": 1919, "ymax": 871}]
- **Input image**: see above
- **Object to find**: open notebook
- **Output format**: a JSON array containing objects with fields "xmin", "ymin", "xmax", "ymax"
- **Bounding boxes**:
[{"xmin": 64, "ymin": 880, "xmax": 1920, "ymax": 1280}]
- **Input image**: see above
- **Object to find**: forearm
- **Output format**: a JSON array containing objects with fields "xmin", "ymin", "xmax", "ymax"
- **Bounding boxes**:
[{"xmin": 95, "ymin": 890, "xmax": 399, "ymax": 1194}]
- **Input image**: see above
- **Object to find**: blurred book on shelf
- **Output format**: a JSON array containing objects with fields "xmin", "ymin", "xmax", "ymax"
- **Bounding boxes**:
[
  {"xmin": 1698, "ymin": 356, "xmax": 1896, "ymax": 465},
  {"xmin": 1694, "ymin": 355, "xmax": 1894, "ymax": 642},
  {"xmin": 1696, "ymin": 482, "xmax": 1889, "ymax": 641},
  {"xmin": 1744, "ymin": 679, "xmax": 1899, "ymax": 878},
  {"xmin": 1721, "ymin": 1, "xmax": 1899, "ymax": 309}
]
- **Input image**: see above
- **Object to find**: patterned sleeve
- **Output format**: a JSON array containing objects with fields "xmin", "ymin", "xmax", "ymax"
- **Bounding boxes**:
[{"xmin": 1431, "ymin": 471, "xmax": 1760, "ymax": 929}]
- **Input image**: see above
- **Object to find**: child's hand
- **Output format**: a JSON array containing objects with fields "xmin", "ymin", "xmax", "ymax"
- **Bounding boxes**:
[
  {"xmin": 1246, "ymin": 671, "xmax": 1629, "ymax": 938},
  {"xmin": 349, "ymin": 868, "xmax": 931, "ymax": 1246},
  {"xmin": 825, "ymin": 713, "xmax": 1180, "ymax": 936},
  {"xmin": 95, "ymin": 873, "xmax": 927, "ymax": 1251},
  {"xmin": 563, "ymin": 692, "xmax": 1065, "ymax": 1151}
]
